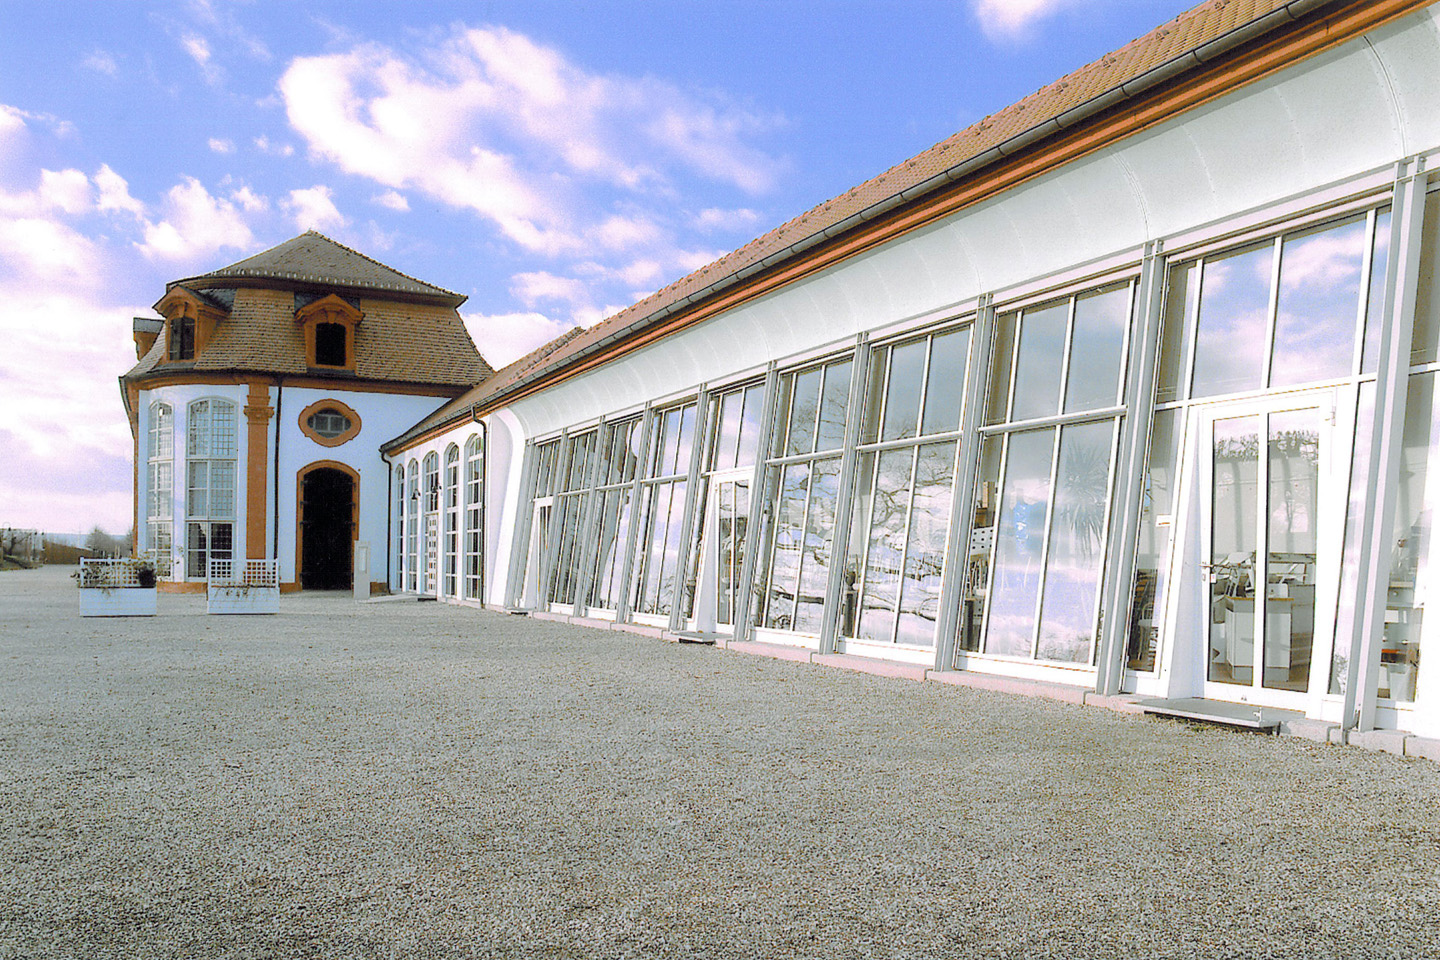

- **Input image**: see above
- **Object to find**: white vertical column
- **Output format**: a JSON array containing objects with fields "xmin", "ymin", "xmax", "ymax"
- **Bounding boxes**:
[
  {"xmin": 1095, "ymin": 244, "xmax": 1166, "ymax": 696},
  {"xmin": 1348, "ymin": 158, "xmax": 1428, "ymax": 732}
]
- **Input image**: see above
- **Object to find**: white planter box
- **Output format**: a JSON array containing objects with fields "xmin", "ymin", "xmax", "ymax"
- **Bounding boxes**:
[
  {"xmin": 207, "ymin": 559, "xmax": 280, "ymax": 615},
  {"xmin": 206, "ymin": 584, "xmax": 280, "ymax": 615},
  {"xmin": 77, "ymin": 559, "xmax": 159, "ymax": 617},
  {"xmin": 79, "ymin": 586, "xmax": 158, "ymax": 617}
]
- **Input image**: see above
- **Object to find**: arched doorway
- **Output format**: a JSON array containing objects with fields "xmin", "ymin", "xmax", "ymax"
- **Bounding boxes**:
[{"xmin": 298, "ymin": 463, "xmax": 357, "ymax": 590}]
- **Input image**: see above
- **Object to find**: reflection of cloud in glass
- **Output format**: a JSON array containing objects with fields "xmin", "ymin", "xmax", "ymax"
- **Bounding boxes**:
[{"xmin": 1279, "ymin": 225, "xmax": 1365, "ymax": 293}]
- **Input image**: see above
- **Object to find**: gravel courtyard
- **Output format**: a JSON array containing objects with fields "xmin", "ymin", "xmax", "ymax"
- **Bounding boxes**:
[{"xmin": 2, "ymin": 566, "xmax": 1437, "ymax": 959}]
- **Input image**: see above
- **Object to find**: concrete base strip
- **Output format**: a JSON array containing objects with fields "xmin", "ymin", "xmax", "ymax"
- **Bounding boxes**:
[{"xmin": 924, "ymin": 669, "xmax": 1086, "ymax": 705}]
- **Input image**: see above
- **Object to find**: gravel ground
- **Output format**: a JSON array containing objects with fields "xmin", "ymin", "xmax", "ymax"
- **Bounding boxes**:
[{"xmin": 2, "ymin": 565, "xmax": 1438, "ymax": 960}]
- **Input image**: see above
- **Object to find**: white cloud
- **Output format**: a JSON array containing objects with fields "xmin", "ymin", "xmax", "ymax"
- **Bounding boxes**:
[
  {"xmin": 511, "ymin": 270, "xmax": 591, "ymax": 311},
  {"xmin": 95, "ymin": 165, "xmax": 145, "ymax": 217},
  {"xmin": 461, "ymin": 310, "xmax": 581, "ymax": 369},
  {"xmin": 253, "ymin": 135, "xmax": 294, "ymax": 157},
  {"xmin": 0, "ymin": 104, "xmax": 24, "ymax": 137},
  {"xmin": 694, "ymin": 207, "xmax": 761, "ymax": 233},
  {"xmin": 139, "ymin": 176, "xmax": 255, "ymax": 261},
  {"xmin": 973, "ymin": 0, "xmax": 1083, "ymax": 39},
  {"xmin": 229, "ymin": 185, "xmax": 268, "ymax": 212},
  {"xmin": 283, "ymin": 184, "xmax": 345, "ymax": 232},
  {"xmin": 0, "ymin": 216, "xmax": 100, "ymax": 283},
  {"xmin": 278, "ymin": 27, "xmax": 783, "ymax": 255},
  {"xmin": 180, "ymin": 32, "xmax": 223, "ymax": 84},
  {"xmin": 373, "ymin": 190, "xmax": 409, "ymax": 212},
  {"xmin": 82, "ymin": 50, "xmax": 118, "ymax": 76},
  {"xmin": 208, "ymin": 137, "xmax": 235, "ymax": 154}
]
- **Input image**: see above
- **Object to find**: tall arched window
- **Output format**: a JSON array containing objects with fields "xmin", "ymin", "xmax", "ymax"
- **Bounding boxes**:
[
  {"xmin": 443, "ymin": 444, "xmax": 460, "ymax": 598},
  {"xmin": 422, "ymin": 452, "xmax": 440, "ymax": 593},
  {"xmin": 464, "ymin": 435, "xmax": 483, "ymax": 601},
  {"xmin": 393, "ymin": 465, "xmax": 404, "ymax": 591},
  {"xmin": 147, "ymin": 402, "xmax": 173, "ymax": 569},
  {"xmin": 405, "ymin": 459, "xmax": 419, "ymax": 592},
  {"xmin": 185, "ymin": 398, "xmax": 237, "ymax": 578}
]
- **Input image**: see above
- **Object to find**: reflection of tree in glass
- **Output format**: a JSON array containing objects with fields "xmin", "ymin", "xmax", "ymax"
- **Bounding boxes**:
[{"xmin": 1054, "ymin": 438, "xmax": 1109, "ymax": 557}]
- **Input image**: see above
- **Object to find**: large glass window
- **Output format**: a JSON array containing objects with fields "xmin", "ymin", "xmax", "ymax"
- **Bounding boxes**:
[
  {"xmin": 147, "ymin": 402, "xmax": 173, "ymax": 569},
  {"xmin": 1144, "ymin": 205, "xmax": 1394, "ymax": 687},
  {"xmin": 1158, "ymin": 209, "xmax": 1390, "ymax": 403},
  {"xmin": 758, "ymin": 357, "xmax": 852, "ymax": 634},
  {"xmin": 185, "ymin": 398, "xmax": 236, "ymax": 578},
  {"xmin": 970, "ymin": 285, "xmax": 1129, "ymax": 664},
  {"xmin": 844, "ymin": 327, "xmax": 970, "ymax": 647},
  {"xmin": 631, "ymin": 403, "xmax": 696, "ymax": 618},
  {"xmin": 443, "ymin": 444, "xmax": 460, "ymax": 598},
  {"xmin": 463, "ymin": 435, "xmax": 483, "ymax": 601},
  {"xmin": 546, "ymin": 430, "xmax": 597, "ymax": 607},
  {"xmin": 405, "ymin": 459, "xmax": 419, "ymax": 591},
  {"xmin": 679, "ymin": 381, "xmax": 767, "ymax": 620},
  {"xmin": 587, "ymin": 417, "xmax": 643, "ymax": 613}
]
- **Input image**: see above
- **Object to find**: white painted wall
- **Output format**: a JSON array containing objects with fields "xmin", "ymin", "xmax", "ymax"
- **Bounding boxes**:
[{"xmin": 275, "ymin": 385, "xmax": 447, "ymax": 585}]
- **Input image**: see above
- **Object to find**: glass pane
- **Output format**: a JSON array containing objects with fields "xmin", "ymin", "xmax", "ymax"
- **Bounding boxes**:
[
  {"xmin": 858, "ymin": 448, "xmax": 915, "ymax": 642},
  {"xmin": 1191, "ymin": 243, "xmax": 1272, "ymax": 399},
  {"xmin": 896, "ymin": 442, "xmax": 956, "ymax": 647},
  {"xmin": 1264, "ymin": 409, "xmax": 1319, "ymax": 692},
  {"xmin": 717, "ymin": 481, "xmax": 750, "ymax": 628},
  {"xmin": 1128, "ymin": 408, "xmax": 1181, "ymax": 673},
  {"xmin": 1156, "ymin": 262, "xmax": 1197, "ymax": 404},
  {"xmin": 985, "ymin": 312, "xmax": 1018, "ymax": 426},
  {"xmin": 1064, "ymin": 285, "xmax": 1129, "ymax": 413},
  {"xmin": 1412, "ymin": 192, "xmax": 1440, "ymax": 366},
  {"xmin": 816, "ymin": 360, "xmax": 852, "ymax": 451},
  {"xmin": 589, "ymin": 489, "xmax": 632, "ymax": 610},
  {"xmin": 1380, "ymin": 372, "xmax": 1437, "ymax": 702},
  {"xmin": 765, "ymin": 464, "xmax": 810, "ymax": 630},
  {"xmin": 795, "ymin": 458, "xmax": 840, "ymax": 634},
  {"xmin": 961, "ymin": 436, "xmax": 1003, "ymax": 653},
  {"xmin": 985, "ymin": 429, "xmax": 1054, "ymax": 657},
  {"xmin": 786, "ymin": 368, "xmax": 822, "ymax": 456},
  {"xmin": 1329, "ymin": 385, "xmax": 1373, "ymax": 695},
  {"xmin": 713, "ymin": 390, "xmax": 742, "ymax": 472},
  {"xmin": 735, "ymin": 383, "xmax": 765, "ymax": 467},
  {"xmin": 1209, "ymin": 415, "xmax": 1260, "ymax": 686},
  {"xmin": 673, "ymin": 405, "xmax": 696, "ymax": 476},
  {"xmin": 1361, "ymin": 209, "xmax": 1391, "ymax": 375},
  {"xmin": 880, "ymin": 339, "xmax": 927, "ymax": 442},
  {"xmin": 920, "ymin": 328, "xmax": 969, "ymax": 436},
  {"xmin": 1010, "ymin": 300, "xmax": 1068, "ymax": 422},
  {"xmin": 1036, "ymin": 421, "xmax": 1114, "ymax": 663},
  {"xmin": 1271, "ymin": 217, "xmax": 1366, "ymax": 388}
]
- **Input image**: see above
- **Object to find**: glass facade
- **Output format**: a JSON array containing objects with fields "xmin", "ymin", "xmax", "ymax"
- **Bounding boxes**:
[{"xmin": 498, "ymin": 192, "xmax": 1437, "ymax": 731}]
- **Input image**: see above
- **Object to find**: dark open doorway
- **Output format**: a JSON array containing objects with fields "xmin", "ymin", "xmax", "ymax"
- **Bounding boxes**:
[{"xmin": 300, "ymin": 467, "xmax": 355, "ymax": 590}]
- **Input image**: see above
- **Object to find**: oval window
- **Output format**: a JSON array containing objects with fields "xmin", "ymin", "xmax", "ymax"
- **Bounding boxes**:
[{"xmin": 307, "ymin": 408, "xmax": 352, "ymax": 439}]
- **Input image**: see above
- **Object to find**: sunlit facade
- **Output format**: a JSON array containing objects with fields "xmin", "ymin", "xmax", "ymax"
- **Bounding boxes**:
[{"xmin": 383, "ymin": 0, "xmax": 1440, "ymax": 742}]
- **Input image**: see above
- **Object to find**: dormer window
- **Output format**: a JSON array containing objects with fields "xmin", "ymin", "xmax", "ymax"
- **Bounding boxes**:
[
  {"xmin": 169, "ymin": 315, "xmax": 196, "ymax": 360},
  {"xmin": 295, "ymin": 294, "xmax": 362, "ymax": 371},
  {"xmin": 153, "ymin": 287, "xmax": 224, "ymax": 364},
  {"xmin": 314, "ymin": 322, "xmax": 347, "ymax": 366}
]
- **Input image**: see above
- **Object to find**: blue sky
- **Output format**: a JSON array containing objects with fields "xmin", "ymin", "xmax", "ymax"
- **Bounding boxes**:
[{"xmin": 0, "ymin": 0, "xmax": 1196, "ymax": 535}]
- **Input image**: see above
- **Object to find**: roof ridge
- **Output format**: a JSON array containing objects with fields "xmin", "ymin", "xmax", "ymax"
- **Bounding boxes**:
[{"xmin": 294, "ymin": 229, "xmax": 461, "ymax": 299}]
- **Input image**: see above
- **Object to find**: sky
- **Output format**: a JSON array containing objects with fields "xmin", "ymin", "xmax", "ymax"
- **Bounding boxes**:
[{"xmin": 0, "ymin": 0, "xmax": 1198, "ymax": 536}]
